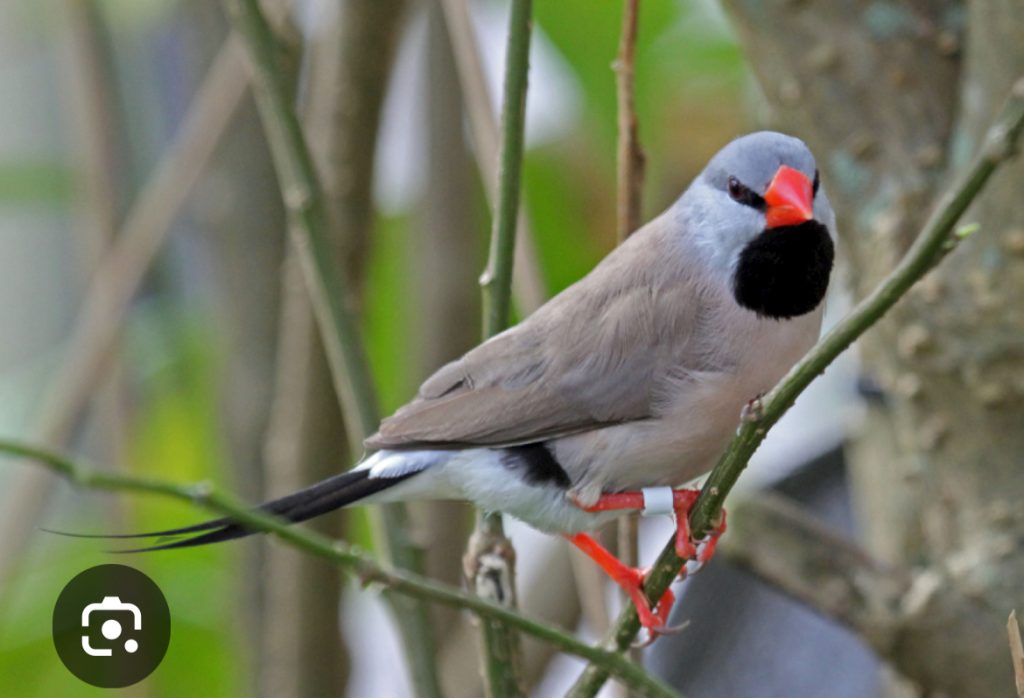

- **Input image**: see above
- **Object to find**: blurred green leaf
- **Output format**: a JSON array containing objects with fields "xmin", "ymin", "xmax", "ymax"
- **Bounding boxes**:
[{"xmin": 0, "ymin": 162, "xmax": 73, "ymax": 206}]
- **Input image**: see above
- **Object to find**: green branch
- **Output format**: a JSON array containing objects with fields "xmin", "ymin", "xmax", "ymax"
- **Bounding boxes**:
[
  {"xmin": 221, "ymin": 0, "xmax": 440, "ymax": 693},
  {"xmin": 567, "ymin": 78, "xmax": 1024, "ymax": 697},
  {"xmin": 480, "ymin": 0, "xmax": 532, "ymax": 337},
  {"xmin": 471, "ymin": 0, "xmax": 533, "ymax": 695},
  {"xmin": 1, "ymin": 439, "xmax": 678, "ymax": 698},
  {"xmin": 223, "ymin": 0, "xmax": 377, "ymax": 440}
]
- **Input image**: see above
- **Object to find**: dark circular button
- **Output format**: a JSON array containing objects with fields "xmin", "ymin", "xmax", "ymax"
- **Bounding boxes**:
[{"xmin": 52, "ymin": 564, "xmax": 170, "ymax": 688}]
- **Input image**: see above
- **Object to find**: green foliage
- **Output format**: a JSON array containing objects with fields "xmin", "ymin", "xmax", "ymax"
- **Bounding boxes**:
[
  {"xmin": 0, "ymin": 162, "xmax": 74, "ymax": 206},
  {"xmin": 0, "ymin": 311, "xmax": 242, "ymax": 697},
  {"xmin": 123, "ymin": 311, "xmax": 241, "ymax": 697}
]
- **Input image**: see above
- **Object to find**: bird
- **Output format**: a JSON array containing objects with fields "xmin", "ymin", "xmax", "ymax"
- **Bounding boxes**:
[{"xmin": 76, "ymin": 131, "xmax": 836, "ymax": 636}]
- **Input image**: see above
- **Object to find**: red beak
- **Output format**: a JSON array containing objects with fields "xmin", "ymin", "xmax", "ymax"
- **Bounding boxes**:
[{"xmin": 764, "ymin": 165, "xmax": 814, "ymax": 229}]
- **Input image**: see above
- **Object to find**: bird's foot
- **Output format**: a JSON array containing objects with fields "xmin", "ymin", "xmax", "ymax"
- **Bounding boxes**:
[
  {"xmin": 566, "ymin": 533, "xmax": 682, "ymax": 641},
  {"xmin": 566, "ymin": 489, "xmax": 728, "ymax": 639},
  {"xmin": 568, "ymin": 487, "xmax": 726, "ymax": 565},
  {"xmin": 682, "ymin": 508, "xmax": 728, "ymax": 577}
]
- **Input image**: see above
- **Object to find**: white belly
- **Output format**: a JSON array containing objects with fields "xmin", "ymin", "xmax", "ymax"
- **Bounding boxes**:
[{"xmin": 373, "ymin": 448, "xmax": 620, "ymax": 533}]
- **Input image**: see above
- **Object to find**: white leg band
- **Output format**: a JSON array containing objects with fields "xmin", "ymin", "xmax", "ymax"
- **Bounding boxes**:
[{"xmin": 641, "ymin": 487, "xmax": 675, "ymax": 518}]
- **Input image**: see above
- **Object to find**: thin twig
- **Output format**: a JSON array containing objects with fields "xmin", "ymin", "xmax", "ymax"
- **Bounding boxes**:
[
  {"xmin": 1010, "ymin": 611, "xmax": 1024, "ymax": 698},
  {"xmin": 479, "ymin": 0, "xmax": 533, "ymax": 336},
  {"xmin": 0, "ymin": 439, "xmax": 678, "ymax": 698},
  {"xmin": 221, "ymin": 0, "xmax": 441, "ymax": 692},
  {"xmin": 614, "ymin": 0, "xmax": 645, "ymax": 242},
  {"xmin": 259, "ymin": 0, "xmax": 408, "ymax": 692},
  {"xmin": 224, "ymin": 0, "xmax": 378, "ymax": 441},
  {"xmin": 567, "ymin": 77, "xmax": 1024, "ymax": 698},
  {"xmin": 468, "ymin": 0, "xmax": 534, "ymax": 694},
  {"xmin": 438, "ymin": 0, "xmax": 547, "ymax": 315}
]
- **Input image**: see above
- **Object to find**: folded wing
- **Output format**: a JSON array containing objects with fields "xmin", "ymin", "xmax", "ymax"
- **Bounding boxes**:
[{"xmin": 366, "ymin": 225, "xmax": 710, "ymax": 450}]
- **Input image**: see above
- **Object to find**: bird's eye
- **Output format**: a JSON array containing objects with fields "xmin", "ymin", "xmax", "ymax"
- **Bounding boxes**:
[
  {"xmin": 727, "ymin": 176, "xmax": 743, "ymax": 200},
  {"xmin": 812, "ymin": 169, "xmax": 820, "ymax": 197},
  {"xmin": 726, "ymin": 176, "xmax": 765, "ymax": 210}
]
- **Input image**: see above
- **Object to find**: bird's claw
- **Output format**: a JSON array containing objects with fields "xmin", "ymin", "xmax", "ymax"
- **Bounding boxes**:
[
  {"xmin": 632, "ymin": 620, "xmax": 689, "ymax": 648},
  {"xmin": 567, "ymin": 490, "xmax": 728, "ymax": 645}
]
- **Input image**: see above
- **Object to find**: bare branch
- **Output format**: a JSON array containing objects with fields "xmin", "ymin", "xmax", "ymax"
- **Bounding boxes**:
[
  {"xmin": 1009, "ymin": 611, "xmax": 1024, "ymax": 698},
  {"xmin": 467, "ymin": 0, "xmax": 535, "ymax": 693},
  {"xmin": 614, "ymin": 0, "xmax": 645, "ymax": 242},
  {"xmin": 260, "ymin": 0, "xmax": 410, "ymax": 693},
  {"xmin": 438, "ymin": 0, "xmax": 547, "ymax": 315},
  {"xmin": 221, "ymin": 0, "xmax": 442, "ymax": 693}
]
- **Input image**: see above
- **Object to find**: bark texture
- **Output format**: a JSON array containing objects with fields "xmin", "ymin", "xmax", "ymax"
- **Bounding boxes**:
[{"xmin": 722, "ymin": 2, "xmax": 1024, "ymax": 695}]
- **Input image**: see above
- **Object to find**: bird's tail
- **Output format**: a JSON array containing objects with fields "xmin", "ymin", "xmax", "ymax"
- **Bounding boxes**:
[{"xmin": 50, "ymin": 466, "xmax": 418, "ymax": 553}]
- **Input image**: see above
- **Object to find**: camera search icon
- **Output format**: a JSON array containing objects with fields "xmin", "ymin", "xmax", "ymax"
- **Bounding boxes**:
[{"xmin": 53, "ymin": 565, "xmax": 170, "ymax": 688}]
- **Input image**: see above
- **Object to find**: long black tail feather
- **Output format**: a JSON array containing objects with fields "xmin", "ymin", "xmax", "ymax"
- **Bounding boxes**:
[{"xmin": 47, "ymin": 469, "xmax": 412, "ymax": 552}]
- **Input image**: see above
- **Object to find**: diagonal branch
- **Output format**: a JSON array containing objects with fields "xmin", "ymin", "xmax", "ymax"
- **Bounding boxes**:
[
  {"xmin": 0, "ymin": 439, "xmax": 679, "ymax": 698},
  {"xmin": 221, "ymin": 0, "xmax": 441, "ymax": 693},
  {"xmin": 259, "ymin": 0, "xmax": 410, "ymax": 693},
  {"xmin": 567, "ymin": 77, "xmax": 1024, "ymax": 697},
  {"xmin": 223, "ymin": 0, "xmax": 379, "ymax": 441}
]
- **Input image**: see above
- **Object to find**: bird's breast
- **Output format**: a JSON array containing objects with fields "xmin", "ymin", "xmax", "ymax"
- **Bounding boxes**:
[{"xmin": 552, "ymin": 305, "xmax": 823, "ymax": 493}]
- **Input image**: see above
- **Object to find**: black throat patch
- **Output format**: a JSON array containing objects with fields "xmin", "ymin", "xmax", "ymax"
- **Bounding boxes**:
[{"xmin": 732, "ymin": 220, "xmax": 834, "ymax": 320}]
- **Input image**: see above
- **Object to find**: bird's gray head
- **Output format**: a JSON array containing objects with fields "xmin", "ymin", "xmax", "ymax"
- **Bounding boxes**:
[{"xmin": 679, "ymin": 131, "xmax": 836, "ymax": 319}]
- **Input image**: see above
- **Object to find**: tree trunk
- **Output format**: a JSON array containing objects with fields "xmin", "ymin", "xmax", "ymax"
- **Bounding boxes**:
[{"xmin": 722, "ymin": 2, "xmax": 1024, "ymax": 695}]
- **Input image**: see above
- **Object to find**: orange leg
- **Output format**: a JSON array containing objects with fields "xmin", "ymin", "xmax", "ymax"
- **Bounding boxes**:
[
  {"xmin": 566, "ymin": 532, "xmax": 676, "ymax": 633},
  {"xmin": 573, "ymin": 488, "xmax": 726, "ymax": 562}
]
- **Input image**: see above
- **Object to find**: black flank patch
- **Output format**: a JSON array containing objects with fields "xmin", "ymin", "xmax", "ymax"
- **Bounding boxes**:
[
  {"xmin": 500, "ymin": 443, "xmax": 571, "ymax": 488},
  {"xmin": 732, "ymin": 220, "xmax": 834, "ymax": 320}
]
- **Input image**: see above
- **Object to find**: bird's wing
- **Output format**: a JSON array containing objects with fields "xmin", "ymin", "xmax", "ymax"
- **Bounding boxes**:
[{"xmin": 366, "ymin": 221, "xmax": 713, "ymax": 450}]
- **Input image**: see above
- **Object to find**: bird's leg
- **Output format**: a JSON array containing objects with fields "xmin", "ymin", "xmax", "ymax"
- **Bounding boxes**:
[
  {"xmin": 670, "ymin": 489, "xmax": 700, "ymax": 559},
  {"xmin": 565, "ymin": 533, "xmax": 676, "ymax": 634},
  {"xmin": 570, "ymin": 488, "xmax": 725, "ymax": 562},
  {"xmin": 567, "ymin": 490, "xmax": 728, "ymax": 640}
]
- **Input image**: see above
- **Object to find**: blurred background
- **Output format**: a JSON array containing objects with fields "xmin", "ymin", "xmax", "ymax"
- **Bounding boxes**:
[{"xmin": 0, "ymin": 1, "xmax": 1020, "ymax": 697}]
